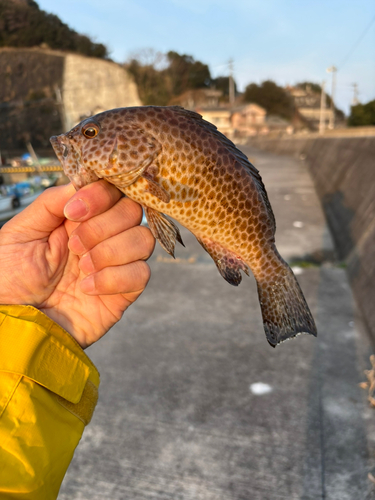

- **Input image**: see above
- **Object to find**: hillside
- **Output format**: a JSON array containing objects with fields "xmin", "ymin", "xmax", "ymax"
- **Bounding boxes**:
[{"xmin": 0, "ymin": 0, "xmax": 108, "ymax": 58}]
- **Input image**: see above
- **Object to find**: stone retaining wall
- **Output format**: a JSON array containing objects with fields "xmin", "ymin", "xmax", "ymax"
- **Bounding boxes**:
[{"xmin": 0, "ymin": 48, "xmax": 141, "ymax": 150}]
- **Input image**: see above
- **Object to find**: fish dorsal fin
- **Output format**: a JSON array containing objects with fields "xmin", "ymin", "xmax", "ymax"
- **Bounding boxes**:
[
  {"xmin": 169, "ymin": 106, "xmax": 203, "ymax": 121},
  {"xmin": 169, "ymin": 106, "xmax": 276, "ymax": 231},
  {"xmin": 205, "ymin": 128, "xmax": 276, "ymax": 231}
]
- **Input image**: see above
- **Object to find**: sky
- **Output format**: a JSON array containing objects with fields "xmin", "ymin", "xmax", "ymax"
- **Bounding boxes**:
[{"xmin": 37, "ymin": 0, "xmax": 375, "ymax": 114}]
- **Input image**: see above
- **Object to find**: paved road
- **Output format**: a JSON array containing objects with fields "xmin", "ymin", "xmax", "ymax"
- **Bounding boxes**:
[{"xmin": 59, "ymin": 147, "xmax": 375, "ymax": 500}]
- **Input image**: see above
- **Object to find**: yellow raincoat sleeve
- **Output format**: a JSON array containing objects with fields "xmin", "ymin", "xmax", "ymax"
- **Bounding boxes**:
[{"xmin": 0, "ymin": 305, "xmax": 100, "ymax": 499}]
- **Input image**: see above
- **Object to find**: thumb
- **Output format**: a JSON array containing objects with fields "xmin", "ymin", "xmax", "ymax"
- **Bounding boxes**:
[{"xmin": 1, "ymin": 183, "xmax": 76, "ymax": 243}]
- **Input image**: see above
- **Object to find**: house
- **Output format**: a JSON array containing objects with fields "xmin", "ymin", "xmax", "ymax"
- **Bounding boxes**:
[
  {"xmin": 286, "ymin": 85, "xmax": 333, "ymax": 130},
  {"xmin": 172, "ymin": 87, "xmax": 270, "ymax": 138},
  {"xmin": 195, "ymin": 106, "xmax": 233, "ymax": 137},
  {"xmin": 195, "ymin": 102, "xmax": 268, "ymax": 139},
  {"xmin": 170, "ymin": 88, "xmax": 223, "ymax": 110},
  {"xmin": 231, "ymin": 103, "xmax": 267, "ymax": 137},
  {"xmin": 265, "ymin": 115, "xmax": 293, "ymax": 136}
]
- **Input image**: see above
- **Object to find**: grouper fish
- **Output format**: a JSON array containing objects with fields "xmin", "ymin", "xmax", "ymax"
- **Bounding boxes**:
[{"xmin": 50, "ymin": 105, "xmax": 317, "ymax": 347}]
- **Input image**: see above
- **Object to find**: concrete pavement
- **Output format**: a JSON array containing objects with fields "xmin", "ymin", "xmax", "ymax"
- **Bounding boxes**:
[{"xmin": 58, "ymin": 147, "xmax": 375, "ymax": 500}]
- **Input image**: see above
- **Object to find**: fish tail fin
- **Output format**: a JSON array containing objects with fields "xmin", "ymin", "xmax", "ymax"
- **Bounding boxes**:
[{"xmin": 255, "ymin": 259, "xmax": 317, "ymax": 347}]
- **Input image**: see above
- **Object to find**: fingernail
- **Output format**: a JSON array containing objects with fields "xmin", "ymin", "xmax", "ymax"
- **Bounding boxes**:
[
  {"xmin": 80, "ymin": 275, "xmax": 95, "ymax": 294},
  {"xmin": 79, "ymin": 253, "xmax": 95, "ymax": 275},
  {"xmin": 64, "ymin": 199, "xmax": 89, "ymax": 220},
  {"xmin": 69, "ymin": 234, "xmax": 87, "ymax": 255}
]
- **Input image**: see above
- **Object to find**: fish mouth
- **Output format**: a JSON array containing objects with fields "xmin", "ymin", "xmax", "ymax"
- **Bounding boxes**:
[
  {"xmin": 50, "ymin": 134, "xmax": 81, "ymax": 162},
  {"xmin": 50, "ymin": 134, "xmax": 87, "ymax": 190},
  {"xmin": 50, "ymin": 135, "xmax": 66, "ymax": 164}
]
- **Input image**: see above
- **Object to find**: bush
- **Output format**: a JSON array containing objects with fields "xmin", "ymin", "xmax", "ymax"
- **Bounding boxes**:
[{"xmin": 348, "ymin": 100, "xmax": 375, "ymax": 127}]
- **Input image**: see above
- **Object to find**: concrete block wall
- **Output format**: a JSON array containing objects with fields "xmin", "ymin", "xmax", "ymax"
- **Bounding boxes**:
[
  {"xmin": 247, "ymin": 134, "xmax": 375, "ymax": 343},
  {"xmin": 63, "ymin": 55, "xmax": 141, "ymax": 130}
]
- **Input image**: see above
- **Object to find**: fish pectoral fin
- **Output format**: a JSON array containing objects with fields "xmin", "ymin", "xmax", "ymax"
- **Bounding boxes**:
[
  {"xmin": 197, "ymin": 237, "xmax": 249, "ymax": 286},
  {"xmin": 143, "ymin": 206, "xmax": 184, "ymax": 258},
  {"xmin": 111, "ymin": 160, "xmax": 151, "ymax": 188},
  {"xmin": 95, "ymin": 152, "xmax": 153, "ymax": 188},
  {"xmin": 144, "ymin": 177, "xmax": 171, "ymax": 203},
  {"xmin": 94, "ymin": 128, "xmax": 161, "ymax": 188}
]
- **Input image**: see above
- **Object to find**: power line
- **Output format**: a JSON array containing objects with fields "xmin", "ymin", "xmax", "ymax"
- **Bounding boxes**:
[{"xmin": 338, "ymin": 13, "xmax": 375, "ymax": 70}]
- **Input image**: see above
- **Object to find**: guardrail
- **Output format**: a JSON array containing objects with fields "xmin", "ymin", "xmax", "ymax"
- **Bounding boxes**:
[{"xmin": 0, "ymin": 165, "xmax": 63, "ymax": 173}]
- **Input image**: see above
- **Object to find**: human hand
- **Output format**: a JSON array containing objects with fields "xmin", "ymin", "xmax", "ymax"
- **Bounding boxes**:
[{"xmin": 0, "ymin": 180, "xmax": 155, "ymax": 348}]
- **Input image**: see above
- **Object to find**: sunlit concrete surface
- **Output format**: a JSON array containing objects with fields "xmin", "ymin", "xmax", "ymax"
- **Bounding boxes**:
[{"xmin": 58, "ymin": 147, "xmax": 375, "ymax": 500}]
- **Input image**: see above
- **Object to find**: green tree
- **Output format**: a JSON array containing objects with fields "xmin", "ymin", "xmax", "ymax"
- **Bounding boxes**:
[
  {"xmin": 0, "ymin": 0, "xmax": 108, "ymax": 58},
  {"xmin": 348, "ymin": 100, "xmax": 375, "ymax": 126},
  {"xmin": 211, "ymin": 76, "xmax": 238, "ymax": 99},
  {"xmin": 244, "ymin": 80, "xmax": 295, "ymax": 119},
  {"xmin": 127, "ymin": 58, "xmax": 170, "ymax": 106},
  {"xmin": 126, "ymin": 49, "xmax": 240, "ymax": 106},
  {"xmin": 126, "ymin": 50, "xmax": 213, "ymax": 105},
  {"xmin": 296, "ymin": 81, "xmax": 322, "ymax": 95},
  {"xmin": 165, "ymin": 51, "xmax": 211, "ymax": 97}
]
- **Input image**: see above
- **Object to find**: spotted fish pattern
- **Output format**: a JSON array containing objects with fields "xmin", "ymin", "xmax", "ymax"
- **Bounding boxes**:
[{"xmin": 50, "ymin": 106, "xmax": 317, "ymax": 347}]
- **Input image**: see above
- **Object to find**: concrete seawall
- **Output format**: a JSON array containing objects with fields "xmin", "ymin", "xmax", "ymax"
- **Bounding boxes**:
[{"xmin": 247, "ymin": 133, "xmax": 375, "ymax": 343}]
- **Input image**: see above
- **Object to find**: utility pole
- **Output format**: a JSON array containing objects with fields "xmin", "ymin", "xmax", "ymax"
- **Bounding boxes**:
[
  {"xmin": 326, "ymin": 65, "xmax": 337, "ymax": 129},
  {"xmin": 319, "ymin": 81, "xmax": 326, "ymax": 135},
  {"xmin": 228, "ymin": 58, "xmax": 235, "ymax": 106},
  {"xmin": 351, "ymin": 83, "xmax": 359, "ymax": 105}
]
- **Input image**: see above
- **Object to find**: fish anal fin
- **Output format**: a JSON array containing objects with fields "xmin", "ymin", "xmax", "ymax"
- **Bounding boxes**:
[
  {"xmin": 144, "ymin": 207, "xmax": 184, "ymax": 257},
  {"xmin": 197, "ymin": 237, "xmax": 249, "ymax": 286}
]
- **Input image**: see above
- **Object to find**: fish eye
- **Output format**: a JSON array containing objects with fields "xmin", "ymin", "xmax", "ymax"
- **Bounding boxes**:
[{"xmin": 82, "ymin": 122, "xmax": 100, "ymax": 139}]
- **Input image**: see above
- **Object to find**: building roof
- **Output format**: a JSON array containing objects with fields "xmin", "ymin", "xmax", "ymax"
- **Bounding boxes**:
[{"xmin": 266, "ymin": 115, "xmax": 290, "ymax": 126}]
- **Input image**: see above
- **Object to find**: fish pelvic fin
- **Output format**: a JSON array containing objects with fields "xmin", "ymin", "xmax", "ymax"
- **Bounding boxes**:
[
  {"xmin": 143, "ymin": 206, "xmax": 184, "ymax": 257},
  {"xmin": 256, "ymin": 261, "xmax": 317, "ymax": 347}
]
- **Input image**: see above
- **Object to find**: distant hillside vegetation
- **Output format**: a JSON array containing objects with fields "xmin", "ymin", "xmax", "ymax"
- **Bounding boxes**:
[{"xmin": 0, "ymin": 0, "xmax": 108, "ymax": 58}]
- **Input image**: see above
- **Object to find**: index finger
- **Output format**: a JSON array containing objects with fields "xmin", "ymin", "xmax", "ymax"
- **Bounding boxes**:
[
  {"xmin": 64, "ymin": 180, "xmax": 123, "ymax": 222},
  {"xmin": 0, "ymin": 183, "xmax": 75, "ymax": 244},
  {"xmin": 69, "ymin": 197, "xmax": 144, "ymax": 255}
]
